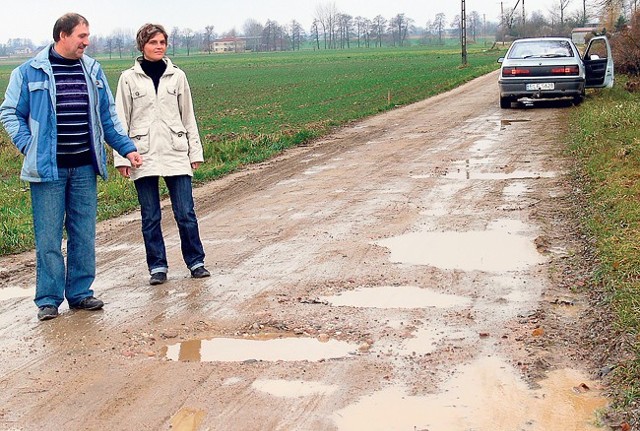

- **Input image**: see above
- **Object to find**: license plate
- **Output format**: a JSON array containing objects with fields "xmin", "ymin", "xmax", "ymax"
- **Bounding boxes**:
[{"xmin": 526, "ymin": 83, "xmax": 554, "ymax": 90}]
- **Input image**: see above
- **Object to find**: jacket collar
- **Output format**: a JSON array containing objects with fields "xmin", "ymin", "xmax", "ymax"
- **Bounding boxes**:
[
  {"xmin": 30, "ymin": 43, "xmax": 96, "ymax": 72},
  {"xmin": 133, "ymin": 56, "xmax": 176, "ymax": 76}
]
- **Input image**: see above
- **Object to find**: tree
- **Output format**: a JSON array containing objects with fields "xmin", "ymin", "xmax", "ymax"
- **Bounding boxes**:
[
  {"xmin": 290, "ymin": 20, "xmax": 305, "ymax": 50},
  {"xmin": 389, "ymin": 13, "xmax": 412, "ymax": 46},
  {"xmin": 182, "ymin": 28, "xmax": 195, "ymax": 56},
  {"xmin": 372, "ymin": 15, "xmax": 387, "ymax": 47},
  {"xmin": 433, "ymin": 13, "xmax": 446, "ymax": 45},
  {"xmin": 170, "ymin": 27, "xmax": 180, "ymax": 56},
  {"xmin": 243, "ymin": 19, "xmax": 264, "ymax": 52},
  {"xmin": 203, "ymin": 25, "xmax": 215, "ymax": 54},
  {"xmin": 315, "ymin": 2, "xmax": 339, "ymax": 49}
]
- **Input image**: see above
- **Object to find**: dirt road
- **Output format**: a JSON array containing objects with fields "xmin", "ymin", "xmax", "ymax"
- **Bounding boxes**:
[{"xmin": 0, "ymin": 70, "xmax": 611, "ymax": 430}]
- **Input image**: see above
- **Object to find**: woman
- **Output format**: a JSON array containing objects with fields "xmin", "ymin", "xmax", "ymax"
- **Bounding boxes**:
[{"xmin": 114, "ymin": 23, "xmax": 209, "ymax": 285}]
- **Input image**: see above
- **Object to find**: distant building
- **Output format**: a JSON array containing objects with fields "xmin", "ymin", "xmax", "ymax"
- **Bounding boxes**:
[
  {"xmin": 213, "ymin": 37, "xmax": 246, "ymax": 53},
  {"xmin": 571, "ymin": 26, "xmax": 599, "ymax": 45}
]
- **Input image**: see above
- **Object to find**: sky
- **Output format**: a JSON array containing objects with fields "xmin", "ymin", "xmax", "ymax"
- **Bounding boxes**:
[{"xmin": 2, "ymin": 0, "xmax": 566, "ymax": 45}]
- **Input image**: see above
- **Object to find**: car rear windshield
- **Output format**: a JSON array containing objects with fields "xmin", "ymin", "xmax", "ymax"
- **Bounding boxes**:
[{"xmin": 508, "ymin": 40, "xmax": 574, "ymax": 59}]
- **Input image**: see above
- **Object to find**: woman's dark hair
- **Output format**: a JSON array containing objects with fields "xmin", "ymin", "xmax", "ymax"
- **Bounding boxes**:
[
  {"xmin": 136, "ymin": 23, "xmax": 168, "ymax": 52},
  {"xmin": 53, "ymin": 13, "xmax": 89, "ymax": 42}
]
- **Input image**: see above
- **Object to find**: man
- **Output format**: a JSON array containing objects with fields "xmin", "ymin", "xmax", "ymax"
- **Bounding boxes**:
[{"xmin": 0, "ymin": 13, "xmax": 143, "ymax": 321}]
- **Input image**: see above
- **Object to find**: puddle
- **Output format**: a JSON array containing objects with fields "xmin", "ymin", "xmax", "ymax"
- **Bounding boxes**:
[
  {"xmin": 163, "ymin": 336, "xmax": 357, "ymax": 362},
  {"xmin": 321, "ymin": 286, "xmax": 471, "ymax": 309},
  {"xmin": 398, "ymin": 325, "xmax": 475, "ymax": 355},
  {"xmin": 333, "ymin": 356, "xmax": 607, "ymax": 431},
  {"xmin": 170, "ymin": 407, "xmax": 205, "ymax": 431},
  {"xmin": 443, "ymin": 169, "xmax": 556, "ymax": 180},
  {"xmin": 501, "ymin": 118, "xmax": 531, "ymax": 127},
  {"xmin": 503, "ymin": 181, "xmax": 531, "ymax": 198},
  {"xmin": 252, "ymin": 379, "xmax": 338, "ymax": 398},
  {"xmin": 0, "ymin": 286, "xmax": 34, "ymax": 301},
  {"xmin": 375, "ymin": 224, "xmax": 545, "ymax": 272}
]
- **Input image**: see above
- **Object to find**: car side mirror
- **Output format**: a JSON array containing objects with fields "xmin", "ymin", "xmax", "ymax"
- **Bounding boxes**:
[
  {"xmin": 589, "ymin": 54, "xmax": 600, "ymax": 60},
  {"xmin": 497, "ymin": 57, "xmax": 504, "ymax": 63}
]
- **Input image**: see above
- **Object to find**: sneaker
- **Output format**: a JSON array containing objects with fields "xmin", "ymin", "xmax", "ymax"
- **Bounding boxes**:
[
  {"xmin": 190, "ymin": 266, "xmax": 210, "ymax": 279},
  {"xmin": 70, "ymin": 296, "xmax": 104, "ymax": 311},
  {"xmin": 37, "ymin": 305, "xmax": 59, "ymax": 321},
  {"xmin": 149, "ymin": 272, "xmax": 167, "ymax": 285}
]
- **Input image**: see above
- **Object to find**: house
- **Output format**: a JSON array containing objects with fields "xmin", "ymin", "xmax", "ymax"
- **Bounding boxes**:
[
  {"xmin": 212, "ymin": 37, "xmax": 246, "ymax": 53},
  {"xmin": 571, "ymin": 26, "xmax": 599, "ymax": 45}
]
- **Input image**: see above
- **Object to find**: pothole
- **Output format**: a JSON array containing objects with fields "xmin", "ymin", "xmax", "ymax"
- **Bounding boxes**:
[
  {"xmin": 333, "ymin": 355, "xmax": 607, "ymax": 431},
  {"xmin": 0, "ymin": 286, "xmax": 33, "ymax": 301},
  {"xmin": 375, "ymin": 220, "xmax": 545, "ymax": 272},
  {"xmin": 321, "ymin": 286, "xmax": 471, "ymax": 309},
  {"xmin": 162, "ymin": 335, "xmax": 358, "ymax": 362},
  {"xmin": 252, "ymin": 379, "xmax": 338, "ymax": 397}
]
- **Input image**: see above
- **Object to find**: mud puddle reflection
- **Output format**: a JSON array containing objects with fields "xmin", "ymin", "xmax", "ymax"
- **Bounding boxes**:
[
  {"xmin": 321, "ymin": 286, "xmax": 471, "ymax": 309},
  {"xmin": 0, "ymin": 286, "xmax": 34, "ymax": 301},
  {"xmin": 162, "ymin": 336, "xmax": 357, "ymax": 362},
  {"xmin": 252, "ymin": 379, "xmax": 338, "ymax": 397},
  {"xmin": 333, "ymin": 356, "xmax": 607, "ymax": 431},
  {"xmin": 375, "ymin": 219, "xmax": 545, "ymax": 272}
]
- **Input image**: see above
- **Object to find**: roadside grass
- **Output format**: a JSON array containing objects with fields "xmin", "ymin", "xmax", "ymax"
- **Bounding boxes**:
[
  {"xmin": 0, "ymin": 45, "xmax": 502, "ymax": 256},
  {"xmin": 568, "ymin": 76, "xmax": 640, "ymax": 418}
]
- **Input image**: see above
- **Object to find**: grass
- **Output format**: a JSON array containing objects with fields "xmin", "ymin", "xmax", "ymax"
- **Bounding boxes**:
[
  {"xmin": 568, "ymin": 76, "xmax": 640, "ymax": 422},
  {"xmin": 0, "ymin": 44, "xmax": 502, "ymax": 256}
]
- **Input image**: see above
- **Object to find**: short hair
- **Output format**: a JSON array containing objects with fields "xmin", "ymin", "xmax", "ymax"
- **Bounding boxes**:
[
  {"xmin": 136, "ymin": 23, "xmax": 168, "ymax": 52},
  {"xmin": 53, "ymin": 13, "xmax": 89, "ymax": 42}
]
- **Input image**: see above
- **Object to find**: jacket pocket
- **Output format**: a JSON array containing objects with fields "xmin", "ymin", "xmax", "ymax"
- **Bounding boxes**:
[
  {"xmin": 129, "ymin": 127, "xmax": 150, "ymax": 154},
  {"xmin": 131, "ymin": 87, "xmax": 147, "ymax": 99},
  {"xmin": 28, "ymin": 81, "xmax": 49, "ymax": 92},
  {"xmin": 168, "ymin": 124, "xmax": 188, "ymax": 152}
]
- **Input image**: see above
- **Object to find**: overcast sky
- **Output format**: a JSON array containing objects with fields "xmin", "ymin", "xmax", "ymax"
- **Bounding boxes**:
[{"xmin": 3, "ymin": 0, "xmax": 566, "ymax": 45}]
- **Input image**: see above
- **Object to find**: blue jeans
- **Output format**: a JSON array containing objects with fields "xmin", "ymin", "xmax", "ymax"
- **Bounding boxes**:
[
  {"xmin": 30, "ymin": 165, "xmax": 98, "ymax": 308},
  {"xmin": 134, "ymin": 175, "xmax": 205, "ymax": 274}
]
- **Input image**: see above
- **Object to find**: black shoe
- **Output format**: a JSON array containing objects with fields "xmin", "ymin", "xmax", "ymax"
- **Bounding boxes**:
[
  {"xmin": 37, "ymin": 305, "xmax": 59, "ymax": 321},
  {"xmin": 150, "ymin": 272, "xmax": 167, "ymax": 285},
  {"xmin": 70, "ymin": 296, "xmax": 104, "ymax": 311},
  {"xmin": 190, "ymin": 266, "xmax": 210, "ymax": 279}
]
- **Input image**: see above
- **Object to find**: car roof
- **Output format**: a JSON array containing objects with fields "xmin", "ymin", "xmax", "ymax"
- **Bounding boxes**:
[{"xmin": 513, "ymin": 37, "xmax": 572, "ymax": 43}]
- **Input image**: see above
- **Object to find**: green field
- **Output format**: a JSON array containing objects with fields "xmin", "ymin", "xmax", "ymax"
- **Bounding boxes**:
[{"xmin": 0, "ymin": 45, "xmax": 502, "ymax": 255}]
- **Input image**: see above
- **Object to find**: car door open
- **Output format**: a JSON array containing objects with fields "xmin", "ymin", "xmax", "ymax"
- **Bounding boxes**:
[{"xmin": 584, "ymin": 36, "xmax": 614, "ymax": 88}]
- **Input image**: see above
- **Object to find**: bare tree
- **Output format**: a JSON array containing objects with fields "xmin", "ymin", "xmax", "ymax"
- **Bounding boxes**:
[
  {"xmin": 433, "ymin": 13, "xmax": 446, "ymax": 45},
  {"xmin": 372, "ymin": 15, "xmax": 387, "ymax": 47},
  {"xmin": 243, "ymin": 19, "xmax": 264, "ymax": 52},
  {"xmin": 203, "ymin": 25, "xmax": 215, "ymax": 54},
  {"xmin": 182, "ymin": 28, "xmax": 194, "ymax": 56},
  {"xmin": 170, "ymin": 27, "xmax": 180, "ymax": 56},
  {"xmin": 389, "ymin": 13, "xmax": 412, "ymax": 46},
  {"xmin": 310, "ymin": 19, "xmax": 321, "ymax": 50},
  {"xmin": 290, "ymin": 20, "xmax": 305, "ymax": 50},
  {"xmin": 315, "ymin": 2, "xmax": 339, "ymax": 49}
]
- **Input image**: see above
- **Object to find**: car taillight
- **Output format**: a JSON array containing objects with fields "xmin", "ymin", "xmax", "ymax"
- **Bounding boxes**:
[
  {"xmin": 502, "ymin": 67, "xmax": 531, "ymax": 76},
  {"xmin": 551, "ymin": 66, "xmax": 579, "ymax": 75}
]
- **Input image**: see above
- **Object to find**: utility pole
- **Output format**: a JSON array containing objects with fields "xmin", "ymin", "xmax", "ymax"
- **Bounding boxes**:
[{"xmin": 461, "ymin": 0, "xmax": 468, "ymax": 65}]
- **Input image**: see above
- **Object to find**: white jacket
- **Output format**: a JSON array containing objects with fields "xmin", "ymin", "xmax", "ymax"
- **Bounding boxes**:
[{"xmin": 114, "ymin": 57, "xmax": 203, "ymax": 179}]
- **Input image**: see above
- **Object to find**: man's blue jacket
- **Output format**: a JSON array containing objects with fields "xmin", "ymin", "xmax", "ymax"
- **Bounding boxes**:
[{"xmin": 0, "ymin": 45, "xmax": 136, "ymax": 182}]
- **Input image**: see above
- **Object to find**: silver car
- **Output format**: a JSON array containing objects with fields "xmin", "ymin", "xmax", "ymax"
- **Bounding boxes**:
[{"xmin": 497, "ymin": 36, "xmax": 614, "ymax": 108}]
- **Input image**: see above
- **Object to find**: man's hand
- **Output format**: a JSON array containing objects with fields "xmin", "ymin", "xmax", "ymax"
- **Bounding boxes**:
[
  {"xmin": 116, "ymin": 166, "xmax": 130, "ymax": 178},
  {"xmin": 126, "ymin": 151, "xmax": 143, "ymax": 168}
]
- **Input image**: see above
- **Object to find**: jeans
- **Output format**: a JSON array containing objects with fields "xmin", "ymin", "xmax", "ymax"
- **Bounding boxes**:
[
  {"xmin": 134, "ymin": 175, "xmax": 205, "ymax": 274},
  {"xmin": 30, "ymin": 165, "xmax": 97, "ymax": 308}
]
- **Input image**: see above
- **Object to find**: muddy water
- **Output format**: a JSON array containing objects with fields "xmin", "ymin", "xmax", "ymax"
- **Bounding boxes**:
[
  {"xmin": 162, "ymin": 336, "xmax": 358, "ymax": 362},
  {"xmin": 333, "ymin": 356, "xmax": 607, "ymax": 431}
]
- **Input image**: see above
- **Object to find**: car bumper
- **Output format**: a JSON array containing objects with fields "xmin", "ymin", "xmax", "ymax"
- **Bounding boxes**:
[{"xmin": 498, "ymin": 77, "xmax": 585, "ymax": 99}]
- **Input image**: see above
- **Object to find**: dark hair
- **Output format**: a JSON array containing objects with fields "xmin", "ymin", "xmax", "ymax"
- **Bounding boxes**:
[
  {"xmin": 52, "ymin": 13, "xmax": 89, "ymax": 42},
  {"xmin": 136, "ymin": 23, "xmax": 168, "ymax": 52}
]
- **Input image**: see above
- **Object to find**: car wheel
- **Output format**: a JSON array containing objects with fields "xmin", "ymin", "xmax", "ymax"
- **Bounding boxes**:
[{"xmin": 500, "ymin": 96, "xmax": 512, "ymax": 109}]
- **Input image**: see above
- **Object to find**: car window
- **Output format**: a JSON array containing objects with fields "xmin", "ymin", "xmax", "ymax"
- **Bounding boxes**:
[
  {"xmin": 508, "ymin": 40, "xmax": 574, "ymax": 59},
  {"xmin": 586, "ymin": 38, "xmax": 608, "ymax": 59}
]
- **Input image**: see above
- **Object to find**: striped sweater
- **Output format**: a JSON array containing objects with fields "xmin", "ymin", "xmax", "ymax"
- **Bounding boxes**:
[{"xmin": 50, "ymin": 48, "xmax": 92, "ymax": 168}]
